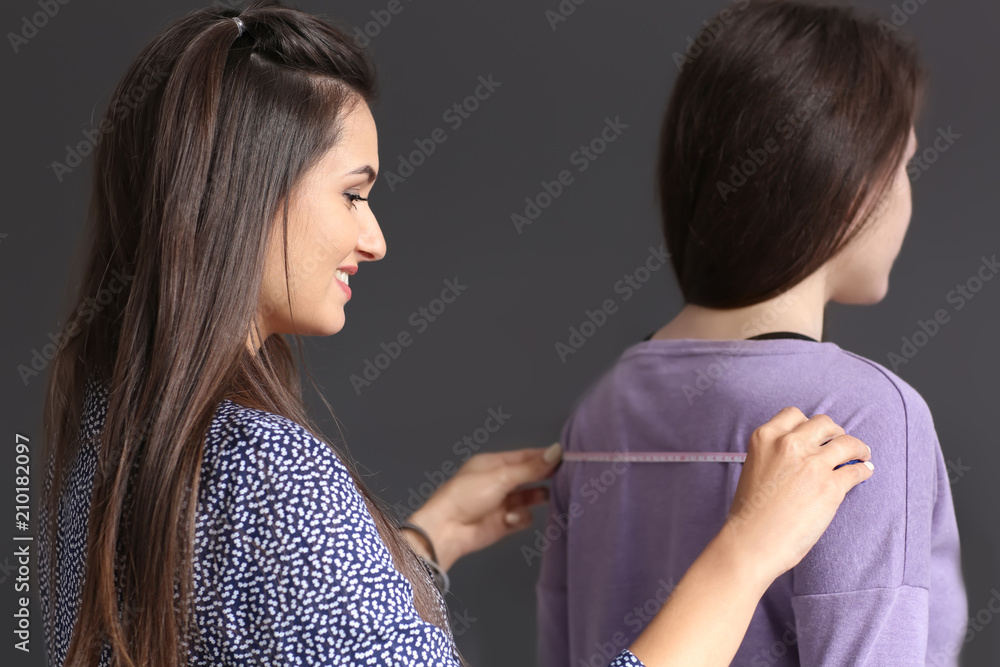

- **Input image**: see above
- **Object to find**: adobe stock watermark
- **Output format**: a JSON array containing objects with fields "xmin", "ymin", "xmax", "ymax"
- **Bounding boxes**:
[
  {"xmin": 392, "ymin": 406, "xmax": 512, "ymax": 518},
  {"xmin": 511, "ymin": 116, "xmax": 629, "ymax": 234},
  {"xmin": 907, "ymin": 126, "xmax": 960, "ymax": 182},
  {"xmin": 382, "ymin": 74, "xmax": 502, "ymax": 192},
  {"xmin": 747, "ymin": 620, "xmax": 802, "ymax": 666},
  {"xmin": 725, "ymin": 457, "xmax": 795, "ymax": 534},
  {"xmin": 18, "ymin": 267, "xmax": 134, "ymax": 386},
  {"xmin": 350, "ymin": 0, "xmax": 415, "ymax": 49},
  {"xmin": 878, "ymin": 0, "xmax": 931, "ymax": 37},
  {"xmin": 927, "ymin": 586, "xmax": 1000, "ymax": 666},
  {"xmin": 7, "ymin": 0, "xmax": 72, "ymax": 55},
  {"xmin": 348, "ymin": 277, "xmax": 468, "ymax": 395},
  {"xmin": 0, "ymin": 557, "xmax": 15, "ymax": 585},
  {"xmin": 886, "ymin": 254, "xmax": 997, "ymax": 372},
  {"xmin": 51, "ymin": 63, "xmax": 169, "ymax": 182},
  {"xmin": 673, "ymin": 0, "xmax": 751, "ymax": 71},
  {"xmin": 208, "ymin": 0, "xmax": 251, "ymax": 10},
  {"xmin": 681, "ymin": 291, "xmax": 801, "ymax": 404},
  {"xmin": 716, "ymin": 86, "xmax": 826, "ymax": 202},
  {"xmin": 543, "ymin": 0, "xmax": 589, "ymax": 31},
  {"xmin": 554, "ymin": 243, "xmax": 669, "ymax": 363},
  {"xmin": 945, "ymin": 458, "xmax": 971, "ymax": 486},
  {"xmin": 521, "ymin": 454, "xmax": 632, "ymax": 565},
  {"xmin": 578, "ymin": 576, "xmax": 678, "ymax": 667},
  {"xmin": 449, "ymin": 604, "xmax": 477, "ymax": 639}
]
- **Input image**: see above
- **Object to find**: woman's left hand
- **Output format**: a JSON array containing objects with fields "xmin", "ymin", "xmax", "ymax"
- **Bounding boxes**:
[{"xmin": 405, "ymin": 443, "xmax": 563, "ymax": 571}]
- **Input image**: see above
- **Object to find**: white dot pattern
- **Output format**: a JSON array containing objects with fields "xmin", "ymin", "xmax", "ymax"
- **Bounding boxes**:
[{"xmin": 38, "ymin": 374, "xmax": 470, "ymax": 666}]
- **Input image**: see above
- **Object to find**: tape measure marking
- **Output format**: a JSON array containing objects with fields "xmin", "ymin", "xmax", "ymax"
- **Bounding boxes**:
[{"xmin": 561, "ymin": 451, "xmax": 747, "ymax": 463}]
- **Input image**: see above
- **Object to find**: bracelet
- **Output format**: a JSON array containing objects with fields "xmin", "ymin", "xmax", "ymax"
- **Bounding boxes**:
[
  {"xmin": 419, "ymin": 552, "xmax": 451, "ymax": 596},
  {"xmin": 400, "ymin": 520, "xmax": 450, "ymax": 595},
  {"xmin": 400, "ymin": 520, "xmax": 438, "ymax": 562}
]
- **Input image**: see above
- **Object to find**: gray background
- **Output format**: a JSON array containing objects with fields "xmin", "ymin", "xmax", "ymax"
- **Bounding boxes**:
[{"xmin": 2, "ymin": 0, "xmax": 998, "ymax": 665}]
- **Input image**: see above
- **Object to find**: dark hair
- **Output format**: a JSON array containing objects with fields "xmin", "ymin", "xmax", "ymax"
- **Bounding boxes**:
[
  {"xmin": 658, "ymin": 0, "xmax": 926, "ymax": 308},
  {"xmin": 40, "ymin": 1, "xmax": 456, "ymax": 665}
]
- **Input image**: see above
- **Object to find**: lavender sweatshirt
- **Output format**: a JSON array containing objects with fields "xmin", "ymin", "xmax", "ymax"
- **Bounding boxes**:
[{"xmin": 536, "ymin": 338, "xmax": 967, "ymax": 667}]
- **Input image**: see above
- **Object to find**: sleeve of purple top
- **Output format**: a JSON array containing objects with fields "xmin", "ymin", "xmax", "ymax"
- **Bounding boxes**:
[{"xmin": 789, "ymin": 364, "xmax": 967, "ymax": 666}]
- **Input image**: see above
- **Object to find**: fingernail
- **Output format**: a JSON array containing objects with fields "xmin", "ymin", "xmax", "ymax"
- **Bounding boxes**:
[
  {"xmin": 505, "ymin": 511, "xmax": 521, "ymax": 525},
  {"xmin": 867, "ymin": 445, "xmax": 872, "ymax": 457},
  {"xmin": 543, "ymin": 442, "xmax": 563, "ymax": 464},
  {"xmin": 863, "ymin": 461, "xmax": 875, "ymax": 471}
]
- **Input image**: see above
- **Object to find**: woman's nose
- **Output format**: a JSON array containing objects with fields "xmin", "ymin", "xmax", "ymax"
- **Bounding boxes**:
[{"xmin": 357, "ymin": 210, "xmax": 386, "ymax": 261}]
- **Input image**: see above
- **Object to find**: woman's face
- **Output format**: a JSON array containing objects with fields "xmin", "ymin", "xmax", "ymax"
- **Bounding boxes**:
[
  {"xmin": 827, "ymin": 126, "xmax": 918, "ymax": 305},
  {"xmin": 255, "ymin": 98, "xmax": 384, "ymax": 345}
]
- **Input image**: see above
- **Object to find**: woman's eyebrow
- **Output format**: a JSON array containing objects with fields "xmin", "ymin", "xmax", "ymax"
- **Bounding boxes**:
[{"xmin": 345, "ymin": 165, "xmax": 377, "ymax": 183}]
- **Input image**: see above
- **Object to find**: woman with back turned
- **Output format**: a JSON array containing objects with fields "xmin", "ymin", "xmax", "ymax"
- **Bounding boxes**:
[{"xmin": 538, "ymin": 2, "xmax": 967, "ymax": 666}]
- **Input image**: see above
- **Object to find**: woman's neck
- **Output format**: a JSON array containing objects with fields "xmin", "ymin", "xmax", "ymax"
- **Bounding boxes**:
[{"xmin": 651, "ymin": 270, "xmax": 831, "ymax": 342}]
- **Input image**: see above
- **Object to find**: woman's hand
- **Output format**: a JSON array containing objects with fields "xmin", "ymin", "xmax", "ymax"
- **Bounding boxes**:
[
  {"xmin": 720, "ymin": 406, "xmax": 874, "ymax": 583},
  {"xmin": 404, "ymin": 444, "xmax": 563, "ymax": 571},
  {"xmin": 629, "ymin": 407, "xmax": 874, "ymax": 667}
]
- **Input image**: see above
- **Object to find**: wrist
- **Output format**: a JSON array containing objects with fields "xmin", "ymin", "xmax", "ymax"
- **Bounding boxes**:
[
  {"xmin": 707, "ymin": 522, "xmax": 777, "ymax": 597},
  {"xmin": 405, "ymin": 508, "xmax": 460, "ymax": 571},
  {"xmin": 401, "ymin": 524, "xmax": 435, "ymax": 561}
]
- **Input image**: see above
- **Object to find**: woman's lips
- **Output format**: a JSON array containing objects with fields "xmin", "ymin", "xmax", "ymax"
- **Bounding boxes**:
[{"xmin": 335, "ymin": 267, "xmax": 354, "ymax": 299}]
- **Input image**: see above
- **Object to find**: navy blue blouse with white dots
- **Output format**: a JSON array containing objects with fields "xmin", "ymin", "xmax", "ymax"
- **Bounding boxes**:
[{"xmin": 38, "ymin": 375, "xmax": 644, "ymax": 666}]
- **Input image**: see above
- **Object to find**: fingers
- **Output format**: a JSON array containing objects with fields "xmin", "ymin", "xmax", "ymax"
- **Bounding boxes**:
[
  {"xmin": 486, "ymin": 448, "xmax": 549, "ymax": 466},
  {"xmin": 760, "ymin": 406, "xmax": 809, "ymax": 435},
  {"xmin": 820, "ymin": 433, "xmax": 875, "ymax": 494},
  {"xmin": 788, "ymin": 413, "xmax": 845, "ymax": 448},
  {"xmin": 496, "ymin": 444, "xmax": 563, "ymax": 489},
  {"xmin": 832, "ymin": 451, "xmax": 875, "ymax": 493},
  {"xmin": 748, "ymin": 407, "xmax": 809, "ymax": 456},
  {"xmin": 816, "ymin": 433, "xmax": 872, "ymax": 468},
  {"xmin": 506, "ymin": 485, "xmax": 550, "ymax": 510},
  {"xmin": 465, "ymin": 444, "xmax": 563, "ymax": 474},
  {"xmin": 502, "ymin": 486, "xmax": 550, "ymax": 528}
]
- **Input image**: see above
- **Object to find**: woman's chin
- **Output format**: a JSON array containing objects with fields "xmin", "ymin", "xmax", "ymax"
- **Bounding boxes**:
[
  {"xmin": 831, "ymin": 280, "xmax": 890, "ymax": 306},
  {"xmin": 318, "ymin": 316, "xmax": 346, "ymax": 336},
  {"xmin": 299, "ymin": 312, "xmax": 347, "ymax": 337}
]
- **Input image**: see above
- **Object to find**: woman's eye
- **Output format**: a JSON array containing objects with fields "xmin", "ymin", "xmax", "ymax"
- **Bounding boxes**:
[{"xmin": 344, "ymin": 192, "xmax": 368, "ymax": 209}]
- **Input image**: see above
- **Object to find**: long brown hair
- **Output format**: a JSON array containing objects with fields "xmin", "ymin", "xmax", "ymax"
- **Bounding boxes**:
[
  {"xmin": 658, "ymin": 0, "xmax": 927, "ymax": 308},
  {"xmin": 40, "ymin": 1, "xmax": 454, "ymax": 665}
]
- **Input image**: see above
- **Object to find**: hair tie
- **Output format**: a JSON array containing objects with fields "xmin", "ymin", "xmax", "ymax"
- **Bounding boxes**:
[{"xmin": 232, "ymin": 16, "xmax": 245, "ymax": 37}]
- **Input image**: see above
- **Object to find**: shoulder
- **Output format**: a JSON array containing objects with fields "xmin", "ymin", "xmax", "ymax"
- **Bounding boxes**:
[
  {"xmin": 830, "ymin": 347, "xmax": 936, "ymax": 437},
  {"xmin": 207, "ymin": 399, "xmax": 336, "ymax": 460},
  {"xmin": 204, "ymin": 399, "xmax": 353, "ymax": 484},
  {"xmin": 197, "ymin": 399, "xmax": 366, "ymax": 544},
  {"xmin": 805, "ymin": 347, "xmax": 940, "ymax": 507},
  {"xmin": 194, "ymin": 400, "xmax": 397, "ymax": 608},
  {"xmin": 793, "ymin": 349, "xmax": 943, "ymax": 593}
]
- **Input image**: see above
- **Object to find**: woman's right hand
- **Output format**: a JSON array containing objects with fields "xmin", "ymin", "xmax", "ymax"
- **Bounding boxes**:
[
  {"xmin": 722, "ymin": 406, "xmax": 874, "ymax": 585},
  {"xmin": 628, "ymin": 407, "xmax": 873, "ymax": 667}
]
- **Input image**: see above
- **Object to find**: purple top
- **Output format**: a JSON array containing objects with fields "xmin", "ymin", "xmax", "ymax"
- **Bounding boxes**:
[{"xmin": 536, "ymin": 338, "xmax": 967, "ymax": 666}]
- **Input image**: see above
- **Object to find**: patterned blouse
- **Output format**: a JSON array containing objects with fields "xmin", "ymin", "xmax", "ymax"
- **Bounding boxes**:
[{"xmin": 38, "ymin": 375, "xmax": 645, "ymax": 666}]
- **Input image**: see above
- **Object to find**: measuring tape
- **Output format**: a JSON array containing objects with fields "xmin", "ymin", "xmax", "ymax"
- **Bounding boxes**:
[
  {"xmin": 561, "ymin": 451, "xmax": 747, "ymax": 463},
  {"xmin": 560, "ymin": 451, "xmax": 864, "ymax": 471}
]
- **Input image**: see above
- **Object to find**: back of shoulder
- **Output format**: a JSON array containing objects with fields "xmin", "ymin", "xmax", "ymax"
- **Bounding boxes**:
[{"xmin": 834, "ymin": 348, "xmax": 936, "ymax": 433}]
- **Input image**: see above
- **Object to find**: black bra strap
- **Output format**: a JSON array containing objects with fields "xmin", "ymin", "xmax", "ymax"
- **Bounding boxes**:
[
  {"xmin": 745, "ymin": 331, "xmax": 818, "ymax": 342},
  {"xmin": 641, "ymin": 330, "xmax": 819, "ymax": 342}
]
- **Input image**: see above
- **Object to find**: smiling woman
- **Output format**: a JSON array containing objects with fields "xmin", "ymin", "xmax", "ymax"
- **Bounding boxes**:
[
  {"xmin": 253, "ymin": 100, "xmax": 384, "ymax": 345},
  {"xmin": 38, "ymin": 1, "xmax": 874, "ymax": 666}
]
